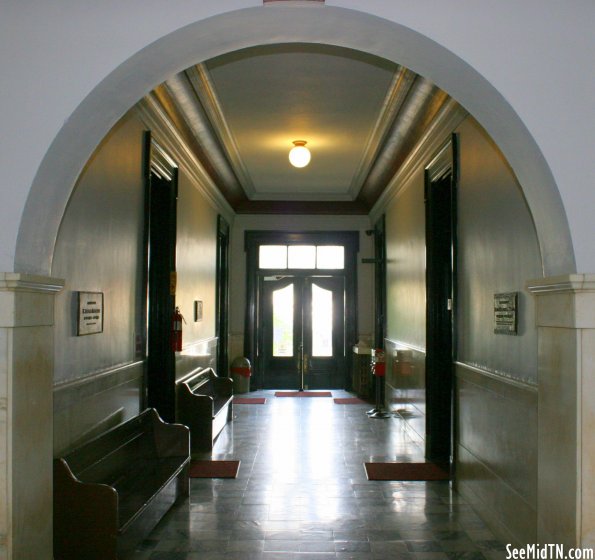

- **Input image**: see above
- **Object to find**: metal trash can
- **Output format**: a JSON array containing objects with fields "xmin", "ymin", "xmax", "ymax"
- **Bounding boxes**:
[{"xmin": 231, "ymin": 356, "xmax": 251, "ymax": 393}]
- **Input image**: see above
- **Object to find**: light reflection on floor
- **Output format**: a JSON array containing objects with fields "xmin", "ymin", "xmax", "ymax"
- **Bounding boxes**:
[{"xmin": 130, "ymin": 389, "xmax": 506, "ymax": 560}]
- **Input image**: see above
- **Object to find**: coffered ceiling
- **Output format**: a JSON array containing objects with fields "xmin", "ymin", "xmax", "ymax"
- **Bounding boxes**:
[{"xmin": 148, "ymin": 43, "xmax": 451, "ymax": 214}]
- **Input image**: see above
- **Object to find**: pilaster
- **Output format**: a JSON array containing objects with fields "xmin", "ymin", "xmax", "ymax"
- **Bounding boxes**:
[
  {"xmin": 0, "ymin": 273, "xmax": 63, "ymax": 560},
  {"xmin": 528, "ymin": 274, "xmax": 595, "ymax": 546}
]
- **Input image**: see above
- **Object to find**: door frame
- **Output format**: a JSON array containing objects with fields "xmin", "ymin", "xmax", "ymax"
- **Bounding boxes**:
[
  {"xmin": 424, "ymin": 134, "xmax": 459, "ymax": 464},
  {"xmin": 373, "ymin": 215, "xmax": 387, "ymax": 349},
  {"xmin": 215, "ymin": 215, "xmax": 230, "ymax": 377},
  {"xmin": 244, "ymin": 230, "xmax": 359, "ymax": 390}
]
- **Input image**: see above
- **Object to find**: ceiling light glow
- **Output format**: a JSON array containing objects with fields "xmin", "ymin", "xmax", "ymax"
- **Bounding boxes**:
[{"xmin": 289, "ymin": 140, "xmax": 311, "ymax": 168}]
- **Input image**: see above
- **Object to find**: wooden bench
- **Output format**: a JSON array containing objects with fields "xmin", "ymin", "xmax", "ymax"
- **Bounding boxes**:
[
  {"xmin": 54, "ymin": 408, "xmax": 190, "ymax": 559},
  {"xmin": 176, "ymin": 367, "xmax": 233, "ymax": 454}
]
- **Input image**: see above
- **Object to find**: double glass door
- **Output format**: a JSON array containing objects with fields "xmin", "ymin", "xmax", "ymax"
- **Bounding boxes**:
[{"xmin": 258, "ymin": 275, "xmax": 345, "ymax": 389}]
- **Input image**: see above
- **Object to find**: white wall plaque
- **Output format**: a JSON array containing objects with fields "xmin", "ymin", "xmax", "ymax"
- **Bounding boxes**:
[{"xmin": 77, "ymin": 292, "xmax": 104, "ymax": 335}]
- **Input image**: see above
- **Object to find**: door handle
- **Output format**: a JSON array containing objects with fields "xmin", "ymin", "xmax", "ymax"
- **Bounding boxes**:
[
  {"xmin": 304, "ymin": 354, "xmax": 309, "ymax": 373},
  {"xmin": 298, "ymin": 344, "xmax": 304, "ymax": 376}
]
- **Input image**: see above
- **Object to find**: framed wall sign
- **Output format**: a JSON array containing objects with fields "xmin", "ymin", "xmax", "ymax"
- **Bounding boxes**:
[{"xmin": 77, "ymin": 292, "xmax": 104, "ymax": 335}]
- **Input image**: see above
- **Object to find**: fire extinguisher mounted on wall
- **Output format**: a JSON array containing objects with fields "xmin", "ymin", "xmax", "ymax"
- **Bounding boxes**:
[{"xmin": 172, "ymin": 306, "xmax": 185, "ymax": 352}]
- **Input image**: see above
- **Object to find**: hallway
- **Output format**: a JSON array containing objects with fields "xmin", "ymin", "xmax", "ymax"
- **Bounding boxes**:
[{"xmin": 130, "ymin": 391, "xmax": 505, "ymax": 559}]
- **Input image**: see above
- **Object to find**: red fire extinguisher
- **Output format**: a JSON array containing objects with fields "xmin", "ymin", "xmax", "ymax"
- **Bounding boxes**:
[
  {"xmin": 172, "ymin": 306, "xmax": 185, "ymax": 352},
  {"xmin": 372, "ymin": 348, "xmax": 386, "ymax": 377}
]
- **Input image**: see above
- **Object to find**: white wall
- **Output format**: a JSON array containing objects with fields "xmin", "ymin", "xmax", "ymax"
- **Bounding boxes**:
[
  {"xmin": 332, "ymin": 0, "xmax": 594, "ymax": 271},
  {"xmin": 0, "ymin": 1, "xmax": 590, "ymax": 278}
]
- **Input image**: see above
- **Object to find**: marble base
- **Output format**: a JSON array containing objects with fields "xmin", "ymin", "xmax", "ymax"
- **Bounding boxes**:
[
  {"xmin": 529, "ymin": 274, "xmax": 595, "ymax": 546},
  {"xmin": 0, "ymin": 273, "xmax": 63, "ymax": 560}
]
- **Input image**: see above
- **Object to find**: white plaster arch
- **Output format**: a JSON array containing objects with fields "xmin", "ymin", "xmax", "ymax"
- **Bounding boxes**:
[{"xmin": 15, "ymin": 4, "xmax": 575, "ymax": 277}]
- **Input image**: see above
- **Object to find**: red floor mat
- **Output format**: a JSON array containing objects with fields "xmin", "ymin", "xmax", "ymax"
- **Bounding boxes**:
[
  {"xmin": 233, "ymin": 397, "xmax": 267, "ymax": 404},
  {"xmin": 364, "ymin": 462, "xmax": 449, "ymax": 481},
  {"xmin": 189, "ymin": 460, "xmax": 240, "ymax": 478},
  {"xmin": 334, "ymin": 397, "xmax": 367, "ymax": 404},
  {"xmin": 275, "ymin": 391, "xmax": 332, "ymax": 397}
]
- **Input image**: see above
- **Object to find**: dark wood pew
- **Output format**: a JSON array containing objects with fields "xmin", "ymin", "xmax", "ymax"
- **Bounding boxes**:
[
  {"xmin": 176, "ymin": 367, "xmax": 233, "ymax": 454},
  {"xmin": 54, "ymin": 408, "xmax": 190, "ymax": 559}
]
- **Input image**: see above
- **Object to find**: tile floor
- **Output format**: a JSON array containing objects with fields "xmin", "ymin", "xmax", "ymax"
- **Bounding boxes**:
[{"xmin": 130, "ymin": 390, "xmax": 506, "ymax": 560}]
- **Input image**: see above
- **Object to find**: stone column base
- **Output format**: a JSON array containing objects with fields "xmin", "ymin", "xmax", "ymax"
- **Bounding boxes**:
[
  {"xmin": 529, "ymin": 274, "xmax": 595, "ymax": 546},
  {"xmin": 0, "ymin": 273, "xmax": 63, "ymax": 560}
]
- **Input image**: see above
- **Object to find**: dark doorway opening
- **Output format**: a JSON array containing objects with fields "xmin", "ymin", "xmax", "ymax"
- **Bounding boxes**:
[
  {"xmin": 216, "ymin": 216, "xmax": 230, "ymax": 377},
  {"xmin": 424, "ymin": 135, "xmax": 458, "ymax": 464},
  {"xmin": 373, "ymin": 215, "xmax": 387, "ymax": 350},
  {"xmin": 144, "ymin": 134, "xmax": 178, "ymax": 423}
]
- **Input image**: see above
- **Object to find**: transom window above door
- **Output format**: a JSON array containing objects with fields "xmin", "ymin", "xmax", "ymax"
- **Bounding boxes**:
[{"xmin": 258, "ymin": 245, "xmax": 345, "ymax": 270}]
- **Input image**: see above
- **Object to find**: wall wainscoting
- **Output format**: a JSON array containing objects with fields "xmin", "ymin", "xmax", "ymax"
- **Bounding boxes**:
[
  {"xmin": 175, "ymin": 336, "xmax": 218, "ymax": 380},
  {"xmin": 53, "ymin": 361, "xmax": 144, "ymax": 456},
  {"xmin": 381, "ymin": 339, "xmax": 539, "ymax": 545},
  {"xmin": 455, "ymin": 362, "xmax": 538, "ymax": 545},
  {"xmin": 384, "ymin": 339, "xmax": 426, "ymax": 443}
]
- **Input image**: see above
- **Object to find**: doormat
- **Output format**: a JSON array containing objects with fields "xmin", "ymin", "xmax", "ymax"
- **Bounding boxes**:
[
  {"xmin": 334, "ymin": 397, "xmax": 367, "ymax": 405},
  {"xmin": 189, "ymin": 460, "xmax": 240, "ymax": 479},
  {"xmin": 364, "ymin": 462, "xmax": 449, "ymax": 481},
  {"xmin": 233, "ymin": 397, "xmax": 267, "ymax": 404},
  {"xmin": 275, "ymin": 391, "xmax": 332, "ymax": 397}
]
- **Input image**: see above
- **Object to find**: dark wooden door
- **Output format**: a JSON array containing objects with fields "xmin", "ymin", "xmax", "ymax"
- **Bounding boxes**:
[
  {"xmin": 259, "ymin": 275, "xmax": 345, "ymax": 389},
  {"xmin": 425, "ymin": 138, "xmax": 457, "ymax": 464},
  {"xmin": 374, "ymin": 215, "xmax": 387, "ymax": 349},
  {"xmin": 216, "ymin": 216, "xmax": 230, "ymax": 377},
  {"xmin": 146, "ymin": 152, "xmax": 178, "ymax": 423}
]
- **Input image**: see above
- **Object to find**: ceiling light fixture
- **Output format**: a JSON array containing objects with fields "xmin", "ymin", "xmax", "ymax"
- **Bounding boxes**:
[{"xmin": 288, "ymin": 140, "xmax": 311, "ymax": 168}]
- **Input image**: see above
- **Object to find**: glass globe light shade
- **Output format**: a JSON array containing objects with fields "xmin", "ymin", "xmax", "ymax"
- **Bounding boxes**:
[{"xmin": 289, "ymin": 141, "xmax": 311, "ymax": 168}]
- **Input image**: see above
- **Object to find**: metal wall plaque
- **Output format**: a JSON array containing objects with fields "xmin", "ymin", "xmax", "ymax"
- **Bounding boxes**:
[
  {"xmin": 494, "ymin": 292, "xmax": 518, "ymax": 335},
  {"xmin": 77, "ymin": 292, "xmax": 104, "ymax": 335}
]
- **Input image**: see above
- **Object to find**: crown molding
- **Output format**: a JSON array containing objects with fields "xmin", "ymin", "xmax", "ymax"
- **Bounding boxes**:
[
  {"xmin": 369, "ymin": 98, "xmax": 467, "ymax": 223},
  {"xmin": 348, "ymin": 66, "xmax": 415, "ymax": 200},
  {"xmin": 187, "ymin": 64, "xmax": 257, "ymax": 199},
  {"xmin": 135, "ymin": 96, "xmax": 235, "ymax": 224}
]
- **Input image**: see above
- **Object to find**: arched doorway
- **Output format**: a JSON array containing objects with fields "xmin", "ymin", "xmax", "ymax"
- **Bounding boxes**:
[
  {"xmin": 16, "ymin": 5, "xmax": 573, "ymax": 277},
  {"xmin": 6, "ymin": 4, "xmax": 581, "ymax": 557}
]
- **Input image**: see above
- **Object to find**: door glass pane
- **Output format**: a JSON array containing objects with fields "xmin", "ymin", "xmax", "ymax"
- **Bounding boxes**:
[
  {"xmin": 273, "ymin": 284, "xmax": 294, "ymax": 357},
  {"xmin": 260, "ymin": 245, "xmax": 287, "ymax": 269},
  {"xmin": 312, "ymin": 284, "xmax": 333, "ymax": 357},
  {"xmin": 288, "ymin": 245, "xmax": 316, "ymax": 269},
  {"xmin": 316, "ymin": 246, "xmax": 344, "ymax": 269}
]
